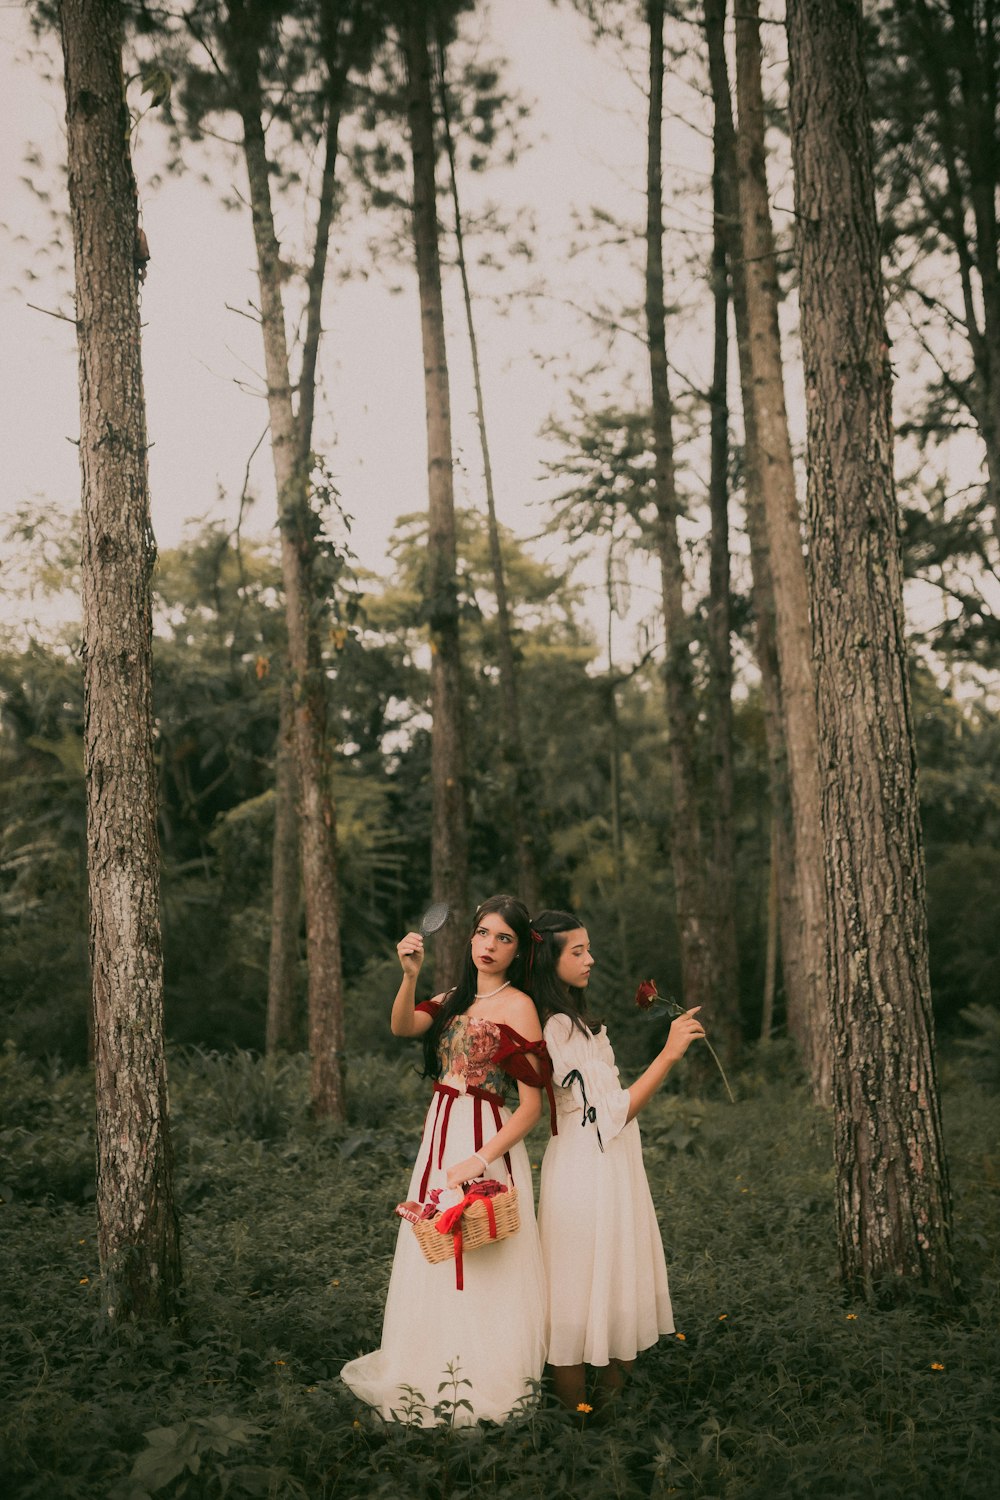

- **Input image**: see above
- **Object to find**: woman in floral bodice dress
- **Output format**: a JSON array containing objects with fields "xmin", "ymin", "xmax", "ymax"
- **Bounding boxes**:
[{"xmin": 340, "ymin": 895, "xmax": 551, "ymax": 1426}]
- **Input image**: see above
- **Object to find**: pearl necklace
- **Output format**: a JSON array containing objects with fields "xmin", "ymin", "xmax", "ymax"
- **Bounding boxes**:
[{"xmin": 473, "ymin": 977, "xmax": 513, "ymax": 1001}]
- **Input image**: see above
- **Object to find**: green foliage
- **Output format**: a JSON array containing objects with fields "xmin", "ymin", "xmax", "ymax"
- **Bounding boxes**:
[
  {"xmin": 4, "ymin": 515, "xmax": 997, "ymax": 1063},
  {"xmin": 912, "ymin": 671, "xmax": 1000, "ymax": 1026},
  {"xmin": 0, "ymin": 1049, "xmax": 997, "ymax": 1499},
  {"xmin": 955, "ymin": 1004, "xmax": 1000, "ymax": 1091}
]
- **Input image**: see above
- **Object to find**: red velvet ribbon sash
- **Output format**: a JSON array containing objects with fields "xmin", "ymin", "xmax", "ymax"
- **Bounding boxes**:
[
  {"xmin": 417, "ymin": 1082, "xmax": 512, "ymax": 1200},
  {"xmin": 493, "ymin": 1027, "xmax": 558, "ymax": 1135},
  {"xmin": 434, "ymin": 1183, "xmax": 501, "ymax": 1290}
]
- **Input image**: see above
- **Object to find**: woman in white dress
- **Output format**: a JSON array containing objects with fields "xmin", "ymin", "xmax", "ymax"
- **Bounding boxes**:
[
  {"xmin": 340, "ymin": 895, "xmax": 552, "ymax": 1426},
  {"xmin": 530, "ymin": 908, "xmax": 705, "ymax": 1411}
]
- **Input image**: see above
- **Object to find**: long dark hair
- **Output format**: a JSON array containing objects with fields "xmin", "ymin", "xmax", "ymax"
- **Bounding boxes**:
[
  {"xmin": 421, "ymin": 894, "xmax": 532, "ymax": 1078},
  {"xmin": 527, "ymin": 908, "xmax": 597, "ymax": 1035}
]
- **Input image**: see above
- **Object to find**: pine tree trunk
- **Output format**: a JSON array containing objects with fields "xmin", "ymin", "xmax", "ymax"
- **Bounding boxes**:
[
  {"xmin": 264, "ymin": 29, "xmax": 342, "ymax": 1059},
  {"xmin": 59, "ymin": 0, "xmax": 179, "ymax": 1321},
  {"xmin": 402, "ymin": 8, "xmax": 470, "ymax": 981},
  {"xmin": 734, "ymin": 0, "xmax": 831, "ymax": 1100},
  {"xmin": 606, "ymin": 549, "xmax": 631, "ymax": 979},
  {"xmin": 266, "ymin": 678, "xmax": 300, "ymax": 1052},
  {"xmin": 645, "ymin": 0, "xmax": 714, "ymax": 1014},
  {"xmin": 706, "ymin": 27, "xmax": 743, "ymax": 1063},
  {"xmin": 704, "ymin": 0, "xmax": 808, "ymax": 1044},
  {"xmin": 787, "ymin": 0, "xmax": 954, "ymax": 1301},
  {"xmin": 226, "ymin": 0, "xmax": 345, "ymax": 1118},
  {"xmin": 436, "ymin": 42, "xmax": 539, "ymax": 910},
  {"xmin": 761, "ymin": 816, "xmax": 779, "ymax": 1043}
]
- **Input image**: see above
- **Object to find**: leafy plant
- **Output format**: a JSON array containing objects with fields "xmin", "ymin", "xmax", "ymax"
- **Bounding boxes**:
[{"xmin": 1, "ymin": 1049, "xmax": 997, "ymax": 1500}]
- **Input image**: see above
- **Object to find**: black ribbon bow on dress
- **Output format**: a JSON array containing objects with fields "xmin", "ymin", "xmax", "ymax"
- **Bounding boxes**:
[{"xmin": 561, "ymin": 1068, "xmax": 605, "ymax": 1153}]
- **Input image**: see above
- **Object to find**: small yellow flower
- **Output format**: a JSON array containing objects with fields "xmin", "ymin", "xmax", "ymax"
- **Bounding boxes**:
[
  {"xmin": 78, "ymin": 1238, "xmax": 86, "ymax": 1245},
  {"xmin": 718, "ymin": 1314, "xmax": 728, "ymax": 1321},
  {"xmin": 78, "ymin": 1277, "xmax": 89, "ymax": 1285},
  {"xmin": 576, "ymin": 1402, "xmax": 593, "ymax": 1413},
  {"xmin": 845, "ymin": 1313, "xmax": 858, "ymax": 1320},
  {"xmin": 306, "ymin": 1386, "xmax": 317, "ymax": 1393},
  {"xmin": 676, "ymin": 1332, "xmax": 686, "ymax": 1341},
  {"xmin": 930, "ymin": 1362, "xmax": 944, "ymax": 1371},
  {"xmin": 274, "ymin": 1359, "xmax": 286, "ymax": 1367},
  {"xmin": 331, "ymin": 1279, "xmax": 340, "ymax": 1287},
  {"xmin": 353, "ymin": 1419, "xmax": 361, "ymax": 1429},
  {"xmin": 740, "ymin": 1188, "xmax": 749, "ymax": 1194}
]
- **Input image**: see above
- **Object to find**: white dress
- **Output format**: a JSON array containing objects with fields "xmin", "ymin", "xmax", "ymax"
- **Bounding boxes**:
[
  {"xmin": 340, "ymin": 1012, "xmax": 547, "ymax": 1426},
  {"xmin": 538, "ymin": 1014, "xmax": 674, "ymax": 1367}
]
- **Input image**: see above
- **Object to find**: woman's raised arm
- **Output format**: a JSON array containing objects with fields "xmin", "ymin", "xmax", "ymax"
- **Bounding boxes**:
[{"xmin": 389, "ymin": 931, "xmax": 436, "ymax": 1037}]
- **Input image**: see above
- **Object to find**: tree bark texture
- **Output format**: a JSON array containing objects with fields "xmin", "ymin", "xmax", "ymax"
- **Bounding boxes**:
[
  {"xmin": 787, "ymin": 0, "xmax": 954, "ymax": 1301},
  {"xmin": 226, "ymin": 0, "xmax": 346, "ymax": 1118},
  {"xmin": 59, "ymin": 0, "xmax": 180, "ymax": 1321},
  {"xmin": 266, "ymin": 678, "xmax": 300, "ymax": 1052},
  {"xmin": 403, "ymin": 7, "xmax": 470, "ymax": 983},
  {"xmin": 436, "ymin": 44, "xmax": 540, "ymax": 912},
  {"xmin": 645, "ymin": 0, "xmax": 716, "ymax": 1017},
  {"xmin": 704, "ymin": 0, "xmax": 809, "ymax": 1044},
  {"xmin": 265, "ymin": 17, "xmax": 342, "ymax": 1058},
  {"xmin": 706, "ymin": 14, "xmax": 743, "ymax": 1062},
  {"xmin": 735, "ymin": 0, "xmax": 831, "ymax": 1099}
]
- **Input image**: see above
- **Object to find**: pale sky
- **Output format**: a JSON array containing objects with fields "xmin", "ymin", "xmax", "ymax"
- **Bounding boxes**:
[
  {"xmin": 2, "ymin": 0, "xmax": 717, "ymax": 655},
  {"xmin": 2, "ymin": 2, "xmax": 987, "ymax": 680}
]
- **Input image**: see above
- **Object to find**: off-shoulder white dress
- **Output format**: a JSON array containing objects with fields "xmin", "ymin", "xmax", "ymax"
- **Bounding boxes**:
[{"xmin": 538, "ymin": 1014, "xmax": 674, "ymax": 1367}]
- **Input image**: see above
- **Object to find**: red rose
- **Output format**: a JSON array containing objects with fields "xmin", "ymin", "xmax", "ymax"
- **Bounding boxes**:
[{"xmin": 634, "ymin": 979, "xmax": 659, "ymax": 1010}]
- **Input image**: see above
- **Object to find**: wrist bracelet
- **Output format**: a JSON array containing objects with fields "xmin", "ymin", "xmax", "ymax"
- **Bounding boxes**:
[{"xmin": 473, "ymin": 1151, "xmax": 490, "ymax": 1174}]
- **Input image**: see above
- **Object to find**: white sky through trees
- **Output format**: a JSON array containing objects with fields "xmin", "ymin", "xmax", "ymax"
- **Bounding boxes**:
[
  {"xmin": 0, "ymin": 1, "xmax": 992, "ymax": 683},
  {"xmin": 0, "ymin": 1, "xmax": 723, "ymax": 658}
]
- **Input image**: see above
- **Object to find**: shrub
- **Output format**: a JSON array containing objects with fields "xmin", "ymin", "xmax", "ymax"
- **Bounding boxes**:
[{"xmin": 0, "ymin": 1051, "xmax": 997, "ymax": 1499}]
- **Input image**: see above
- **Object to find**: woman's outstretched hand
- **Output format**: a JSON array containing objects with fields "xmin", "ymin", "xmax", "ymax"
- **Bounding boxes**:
[
  {"xmin": 663, "ymin": 1005, "xmax": 705, "ymax": 1062},
  {"xmin": 397, "ymin": 931, "xmax": 425, "ymax": 978}
]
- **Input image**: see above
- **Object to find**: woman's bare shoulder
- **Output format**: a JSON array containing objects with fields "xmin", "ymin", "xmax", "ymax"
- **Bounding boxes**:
[{"xmin": 499, "ymin": 989, "xmax": 542, "ymax": 1041}]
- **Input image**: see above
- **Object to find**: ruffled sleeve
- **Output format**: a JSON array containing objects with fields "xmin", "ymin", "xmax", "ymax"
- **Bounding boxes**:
[
  {"xmin": 544, "ymin": 1014, "xmax": 630, "ymax": 1148},
  {"xmin": 493, "ymin": 1024, "xmax": 557, "ymax": 1132},
  {"xmin": 414, "ymin": 999, "xmax": 442, "ymax": 1018}
]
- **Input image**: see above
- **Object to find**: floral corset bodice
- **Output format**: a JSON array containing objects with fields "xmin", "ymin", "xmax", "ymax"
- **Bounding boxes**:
[{"xmin": 438, "ymin": 1015, "xmax": 510, "ymax": 1098}]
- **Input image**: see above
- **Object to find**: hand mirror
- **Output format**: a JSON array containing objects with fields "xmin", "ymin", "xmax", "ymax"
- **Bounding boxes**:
[{"xmin": 418, "ymin": 901, "xmax": 450, "ymax": 937}]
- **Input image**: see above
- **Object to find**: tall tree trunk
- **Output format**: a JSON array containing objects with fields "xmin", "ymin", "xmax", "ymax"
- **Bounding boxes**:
[
  {"xmin": 704, "ymin": 0, "xmax": 808, "ymax": 1048},
  {"xmin": 644, "ymin": 0, "xmax": 722, "ymax": 1020},
  {"xmin": 402, "ymin": 8, "xmax": 469, "ymax": 981},
  {"xmin": 226, "ymin": 0, "xmax": 345, "ymax": 1118},
  {"xmin": 265, "ymin": 20, "xmax": 344, "ymax": 1058},
  {"xmin": 645, "ymin": 0, "xmax": 715, "ymax": 1016},
  {"xmin": 59, "ymin": 0, "xmax": 179, "ymax": 1321},
  {"xmin": 706, "ymin": 26, "xmax": 742, "ymax": 1063},
  {"xmin": 787, "ymin": 0, "xmax": 953, "ymax": 1302},
  {"xmin": 606, "ymin": 543, "xmax": 631, "ymax": 979},
  {"xmin": 266, "ymin": 678, "xmax": 300, "ymax": 1052},
  {"xmin": 761, "ymin": 816, "xmax": 779, "ymax": 1043},
  {"xmin": 435, "ymin": 41, "xmax": 539, "ymax": 910},
  {"xmin": 734, "ymin": 0, "xmax": 831, "ymax": 1100}
]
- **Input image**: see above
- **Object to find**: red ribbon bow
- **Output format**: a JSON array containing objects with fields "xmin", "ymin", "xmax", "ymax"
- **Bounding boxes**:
[{"xmin": 434, "ymin": 1182, "xmax": 506, "ymax": 1290}]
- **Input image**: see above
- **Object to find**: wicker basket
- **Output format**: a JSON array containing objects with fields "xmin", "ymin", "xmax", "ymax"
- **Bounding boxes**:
[{"xmin": 413, "ymin": 1186, "xmax": 520, "ymax": 1266}]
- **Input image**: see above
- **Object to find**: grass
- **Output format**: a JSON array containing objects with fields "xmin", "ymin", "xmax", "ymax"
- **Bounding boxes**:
[{"xmin": 0, "ymin": 1041, "xmax": 997, "ymax": 1499}]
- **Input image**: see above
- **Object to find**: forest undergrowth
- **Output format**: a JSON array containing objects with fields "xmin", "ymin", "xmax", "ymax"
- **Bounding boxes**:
[{"xmin": 1, "ymin": 1042, "xmax": 997, "ymax": 1499}]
